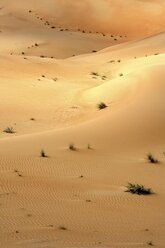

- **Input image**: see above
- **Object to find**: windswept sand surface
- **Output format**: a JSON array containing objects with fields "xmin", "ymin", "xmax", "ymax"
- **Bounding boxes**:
[{"xmin": 0, "ymin": 1, "xmax": 165, "ymax": 248}]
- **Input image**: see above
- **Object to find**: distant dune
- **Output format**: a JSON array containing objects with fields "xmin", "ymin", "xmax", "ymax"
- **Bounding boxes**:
[{"xmin": 2, "ymin": 0, "xmax": 165, "ymax": 37}]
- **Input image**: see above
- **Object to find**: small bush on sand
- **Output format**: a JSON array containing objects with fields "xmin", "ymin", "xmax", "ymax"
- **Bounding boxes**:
[
  {"xmin": 69, "ymin": 143, "xmax": 76, "ymax": 151},
  {"xmin": 147, "ymin": 241, "xmax": 154, "ymax": 246},
  {"xmin": 3, "ymin": 127, "xmax": 14, "ymax": 134},
  {"xmin": 125, "ymin": 183, "xmax": 153, "ymax": 195},
  {"xmin": 59, "ymin": 225, "xmax": 67, "ymax": 230},
  {"xmin": 52, "ymin": 77, "xmax": 58, "ymax": 82},
  {"xmin": 102, "ymin": 75, "xmax": 107, "ymax": 80},
  {"xmin": 40, "ymin": 149, "xmax": 47, "ymax": 157},
  {"xmin": 147, "ymin": 153, "xmax": 159, "ymax": 164},
  {"xmin": 91, "ymin": 72, "xmax": 99, "ymax": 76},
  {"xmin": 97, "ymin": 102, "xmax": 107, "ymax": 110},
  {"xmin": 87, "ymin": 144, "xmax": 92, "ymax": 149}
]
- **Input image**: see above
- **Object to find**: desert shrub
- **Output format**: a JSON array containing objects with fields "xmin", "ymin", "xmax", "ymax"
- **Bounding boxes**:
[
  {"xmin": 3, "ymin": 127, "xmax": 14, "ymax": 134},
  {"xmin": 59, "ymin": 225, "xmax": 67, "ymax": 230},
  {"xmin": 91, "ymin": 72, "xmax": 99, "ymax": 76},
  {"xmin": 40, "ymin": 149, "xmax": 47, "ymax": 157},
  {"xmin": 69, "ymin": 143, "xmax": 76, "ymax": 151},
  {"xmin": 147, "ymin": 241, "xmax": 154, "ymax": 246},
  {"xmin": 125, "ymin": 183, "xmax": 153, "ymax": 195},
  {"xmin": 97, "ymin": 102, "xmax": 107, "ymax": 110},
  {"xmin": 52, "ymin": 77, "xmax": 58, "ymax": 82},
  {"xmin": 102, "ymin": 75, "xmax": 107, "ymax": 80},
  {"xmin": 119, "ymin": 73, "xmax": 123, "ymax": 77},
  {"xmin": 92, "ymin": 50, "xmax": 97, "ymax": 53},
  {"xmin": 147, "ymin": 153, "xmax": 159, "ymax": 164},
  {"xmin": 87, "ymin": 144, "xmax": 92, "ymax": 149}
]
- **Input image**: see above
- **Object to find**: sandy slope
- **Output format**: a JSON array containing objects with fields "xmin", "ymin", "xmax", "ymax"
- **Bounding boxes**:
[{"xmin": 0, "ymin": 1, "xmax": 165, "ymax": 248}]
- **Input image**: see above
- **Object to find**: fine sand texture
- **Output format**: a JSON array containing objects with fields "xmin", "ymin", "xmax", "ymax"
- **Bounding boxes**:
[{"xmin": 0, "ymin": 1, "xmax": 165, "ymax": 248}]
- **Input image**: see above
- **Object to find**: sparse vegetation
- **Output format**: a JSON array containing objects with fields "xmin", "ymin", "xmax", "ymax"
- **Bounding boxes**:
[
  {"xmin": 3, "ymin": 127, "xmax": 14, "ymax": 134},
  {"xmin": 40, "ymin": 149, "xmax": 47, "ymax": 158},
  {"xmin": 102, "ymin": 75, "xmax": 107, "ymax": 80},
  {"xmin": 27, "ymin": 214, "xmax": 32, "ymax": 217},
  {"xmin": 147, "ymin": 241, "xmax": 154, "ymax": 246},
  {"xmin": 97, "ymin": 102, "xmax": 107, "ymax": 110},
  {"xmin": 59, "ymin": 225, "xmax": 67, "ymax": 230},
  {"xmin": 119, "ymin": 73, "xmax": 123, "ymax": 77},
  {"xmin": 147, "ymin": 153, "xmax": 159, "ymax": 164},
  {"xmin": 125, "ymin": 183, "xmax": 153, "ymax": 195},
  {"xmin": 52, "ymin": 77, "xmax": 58, "ymax": 82},
  {"xmin": 87, "ymin": 144, "xmax": 92, "ymax": 149},
  {"xmin": 91, "ymin": 72, "xmax": 99, "ymax": 76},
  {"xmin": 69, "ymin": 143, "xmax": 76, "ymax": 151}
]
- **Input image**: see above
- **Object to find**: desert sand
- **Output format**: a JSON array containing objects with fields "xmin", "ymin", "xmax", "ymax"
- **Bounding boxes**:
[{"xmin": 0, "ymin": 1, "xmax": 165, "ymax": 247}]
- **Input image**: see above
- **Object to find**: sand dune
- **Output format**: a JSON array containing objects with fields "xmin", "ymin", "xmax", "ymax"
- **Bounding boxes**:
[{"xmin": 0, "ymin": 1, "xmax": 165, "ymax": 248}]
